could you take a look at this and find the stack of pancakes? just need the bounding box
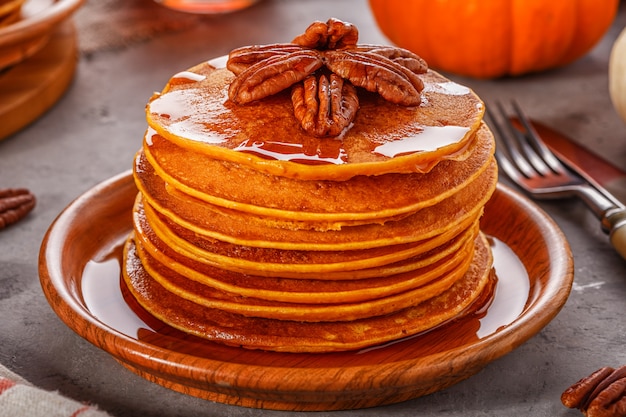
[123,54,498,352]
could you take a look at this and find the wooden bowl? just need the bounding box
[0,20,77,140]
[0,0,84,70]
[39,172,574,411]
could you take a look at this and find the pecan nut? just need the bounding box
[292,73,359,137]
[561,365,626,417]
[323,49,424,106]
[227,43,305,75]
[226,18,428,137]
[0,188,36,230]
[292,17,358,49]
[228,50,324,104]
[357,45,429,74]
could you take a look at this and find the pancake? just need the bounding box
[146,64,485,181]
[122,232,495,352]
[137,197,480,278]
[134,150,496,251]
[122,18,499,353]
[131,236,475,322]
[133,197,480,304]
[142,122,494,228]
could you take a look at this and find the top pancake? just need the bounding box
[145,58,485,180]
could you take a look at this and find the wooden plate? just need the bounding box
[0,0,84,70]
[39,172,574,411]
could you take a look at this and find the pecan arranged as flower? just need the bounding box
[227,18,428,137]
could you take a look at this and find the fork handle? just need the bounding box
[604,208,626,260]
[575,186,626,260]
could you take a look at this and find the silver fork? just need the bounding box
[487,100,626,260]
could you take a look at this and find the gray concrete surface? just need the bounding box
[1,1,625,416]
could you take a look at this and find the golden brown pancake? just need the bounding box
[146,63,485,181]
[138,197,483,282]
[133,237,474,322]
[122,233,495,352]
[137,197,480,278]
[134,150,496,251]
[132,197,480,305]
[142,123,494,227]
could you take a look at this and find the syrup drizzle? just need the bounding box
[372,125,471,158]
[169,71,207,85]
[422,81,472,96]
[233,138,349,165]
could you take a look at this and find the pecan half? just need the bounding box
[226,18,428,137]
[0,188,36,230]
[323,50,424,106]
[356,45,429,74]
[293,18,358,49]
[227,43,304,75]
[561,365,626,417]
[228,50,323,104]
[292,73,359,137]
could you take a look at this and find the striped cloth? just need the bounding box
[0,364,113,417]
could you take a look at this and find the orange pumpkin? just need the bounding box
[368,0,619,78]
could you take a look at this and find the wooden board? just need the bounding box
[0,20,77,140]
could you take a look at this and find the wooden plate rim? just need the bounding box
[38,171,574,406]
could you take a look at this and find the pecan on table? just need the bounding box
[226,18,427,137]
[0,188,36,230]
[561,365,626,417]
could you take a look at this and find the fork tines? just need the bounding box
[488,101,567,179]
[486,101,591,198]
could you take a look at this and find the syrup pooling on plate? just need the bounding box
[479,237,529,336]
[80,237,529,358]
[81,248,156,337]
